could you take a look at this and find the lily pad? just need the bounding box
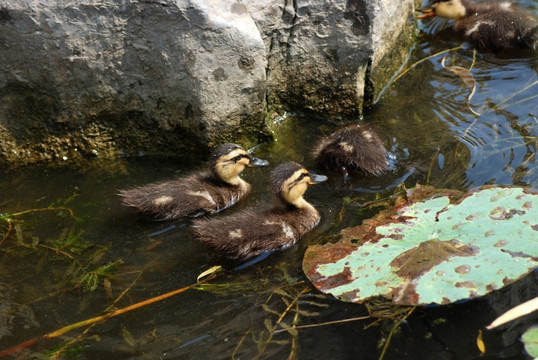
[522,325,538,358]
[303,185,538,305]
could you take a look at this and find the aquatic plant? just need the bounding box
[0,192,126,356]
[303,185,538,306]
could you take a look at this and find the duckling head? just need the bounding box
[271,161,327,208]
[418,0,466,20]
[210,143,269,185]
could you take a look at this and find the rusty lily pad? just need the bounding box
[303,186,538,306]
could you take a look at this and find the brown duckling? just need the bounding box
[193,161,327,260]
[119,143,268,220]
[312,124,389,180]
[418,0,538,50]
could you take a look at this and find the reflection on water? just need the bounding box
[425,56,537,187]
[1,7,537,359]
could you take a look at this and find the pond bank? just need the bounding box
[0,0,417,167]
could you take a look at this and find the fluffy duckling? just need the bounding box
[119,143,268,220]
[312,124,389,180]
[193,161,327,260]
[418,0,538,50]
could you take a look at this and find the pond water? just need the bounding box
[1,3,537,359]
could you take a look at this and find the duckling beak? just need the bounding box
[308,173,328,185]
[417,8,436,19]
[247,156,269,168]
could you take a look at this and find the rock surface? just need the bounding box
[0,0,416,166]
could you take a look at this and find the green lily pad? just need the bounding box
[522,325,538,358]
[303,185,538,305]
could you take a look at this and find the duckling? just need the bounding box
[312,124,389,181]
[418,0,538,50]
[193,161,327,260]
[119,143,268,220]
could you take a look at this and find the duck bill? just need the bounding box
[417,9,435,19]
[247,157,269,167]
[308,173,328,185]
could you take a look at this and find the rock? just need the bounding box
[250,0,416,118]
[0,0,416,167]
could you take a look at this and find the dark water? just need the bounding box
[1,3,538,359]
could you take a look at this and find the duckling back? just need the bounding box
[419,0,538,50]
[119,172,250,220]
[193,205,320,259]
[456,4,538,50]
[312,124,388,176]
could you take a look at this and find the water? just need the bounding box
[1,5,537,359]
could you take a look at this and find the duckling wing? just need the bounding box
[193,208,320,260]
[119,173,246,220]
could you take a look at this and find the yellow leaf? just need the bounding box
[197,266,223,282]
[476,329,486,354]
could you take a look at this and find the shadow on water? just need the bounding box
[1,6,538,360]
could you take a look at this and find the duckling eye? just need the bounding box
[297,173,308,181]
[231,154,247,162]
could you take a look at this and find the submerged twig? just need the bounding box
[495,80,538,110]
[52,259,157,358]
[426,148,440,185]
[0,273,218,358]
[288,298,301,359]
[10,206,76,219]
[232,329,253,360]
[470,48,477,70]
[388,45,462,86]
[453,115,480,156]
[273,315,371,334]
[378,306,416,360]
[253,286,310,360]
[441,56,480,116]
[496,93,538,112]
[38,244,86,270]
[0,221,12,246]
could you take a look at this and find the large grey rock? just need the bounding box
[0,0,268,165]
[0,0,416,166]
[249,0,415,118]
